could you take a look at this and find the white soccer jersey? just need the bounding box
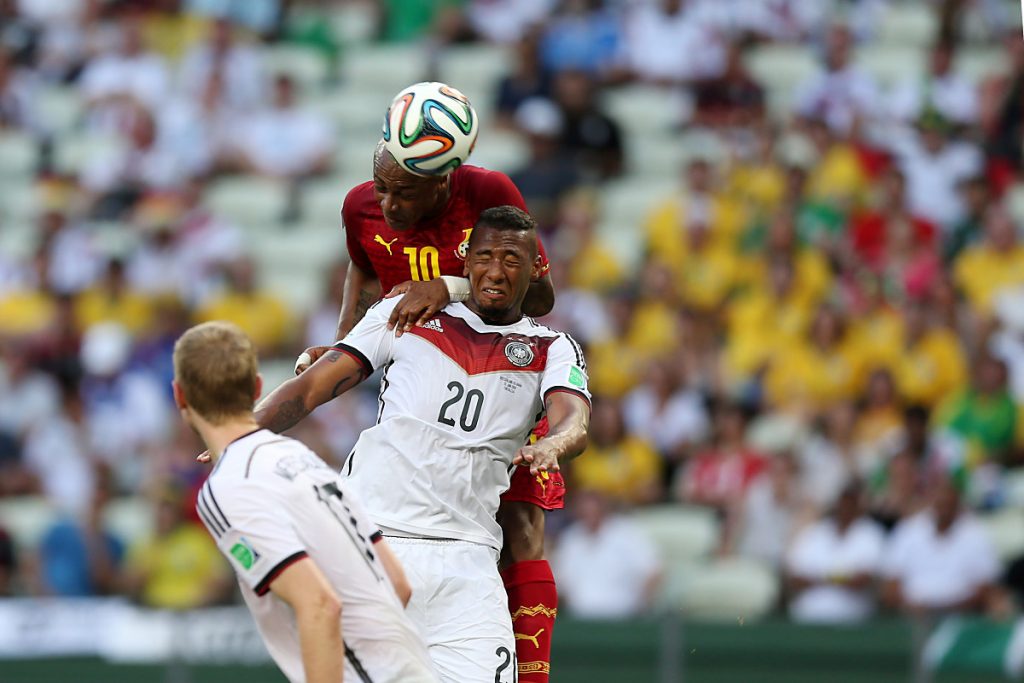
[197,429,437,683]
[335,299,591,550]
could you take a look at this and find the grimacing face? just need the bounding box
[372,150,449,231]
[462,226,539,323]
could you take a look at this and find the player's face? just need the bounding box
[464,228,539,323]
[372,157,448,231]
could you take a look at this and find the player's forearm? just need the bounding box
[543,411,590,464]
[257,352,368,433]
[521,276,555,317]
[295,597,345,683]
[337,266,381,339]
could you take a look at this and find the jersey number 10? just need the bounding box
[404,246,440,281]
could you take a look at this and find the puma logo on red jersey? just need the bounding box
[374,234,398,255]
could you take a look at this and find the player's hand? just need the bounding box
[294,345,332,375]
[196,449,211,464]
[513,444,560,477]
[385,279,449,337]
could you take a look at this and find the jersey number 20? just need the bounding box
[437,381,484,431]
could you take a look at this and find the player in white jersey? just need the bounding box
[251,205,592,683]
[172,321,438,683]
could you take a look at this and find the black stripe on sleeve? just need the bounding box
[196,499,223,538]
[561,332,586,370]
[543,386,592,409]
[332,343,374,375]
[254,551,309,596]
[369,530,383,544]
[203,483,231,530]
[344,641,374,683]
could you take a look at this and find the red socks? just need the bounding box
[502,559,558,682]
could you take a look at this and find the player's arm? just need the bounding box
[372,535,412,607]
[513,391,591,476]
[522,272,555,317]
[258,348,370,434]
[268,557,345,683]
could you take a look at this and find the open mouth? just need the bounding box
[480,287,506,299]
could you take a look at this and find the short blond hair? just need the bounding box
[173,321,259,424]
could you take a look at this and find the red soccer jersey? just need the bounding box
[341,165,551,292]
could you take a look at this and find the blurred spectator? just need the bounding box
[551,69,624,180]
[692,41,765,130]
[168,180,244,305]
[495,30,553,128]
[944,175,989,263]
[122,485,230,610]
[887,111,983,233]
[615,0,726,85]
[32,468,124,596]
[75,259,156,336]
[934,353,1017,467]
[22,378,97,515]
[982,34,1024,172]
[675,401,767,513]
[194,257,293,355]
[786,482,885,624]
[81,106,196,218]
[78,15,170,133]
[886,299,967,409]
[37,210,104,296]
[723,452,812,566]
[177,17,265,110]
[465,0,554,45]
[954,207,1024,316]
[183,0,283,37]
[881,473,1001,615]
[853,368,905,459]
[229,73,334,182]
[0,525,14,595]
[552,489,662,619]
[796,23,879,135]
[0,46,39,133]
[570,397,662,505]
[158,69,237,180]
[539,0,619,77]
[890,41,978,126]
[623,358,709,481]
[797,403,867,511]
[509,97,580,232]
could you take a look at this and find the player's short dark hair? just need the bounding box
[173,321,259,424]
[471,206,538,257]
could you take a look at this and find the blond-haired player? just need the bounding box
[173,321,438,683]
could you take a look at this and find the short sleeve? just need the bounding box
[541,333,591,406]
[197,482,307,596]
[334,298,398,372]
[342,195,374,275]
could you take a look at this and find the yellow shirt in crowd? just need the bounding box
[76,289,156,335]
[954,244,1024,314]
[571,436,662,504]
[127,523,228,610]
[195,291,292,351]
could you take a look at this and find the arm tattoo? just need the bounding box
[353,288,375,326]
[259,395,310,434]
[330,368,368,398]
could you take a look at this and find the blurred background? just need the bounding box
[1,0,1024,681]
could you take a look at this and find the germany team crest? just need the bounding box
[504,340,534,367]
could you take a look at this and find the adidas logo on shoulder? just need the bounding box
[422,318,444,333]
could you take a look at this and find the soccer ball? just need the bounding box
[382,81,479,177]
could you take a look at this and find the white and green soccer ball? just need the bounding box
[382,81,479,177]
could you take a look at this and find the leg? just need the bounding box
[498,467,565,683]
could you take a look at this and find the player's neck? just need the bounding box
[194,413,262,462]
[463,300,523,326]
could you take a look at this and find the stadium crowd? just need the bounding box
[2,0,1024,630]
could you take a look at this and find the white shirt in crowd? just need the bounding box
[177,42,266,110]
[619,2,726,82]
[623,385,709,456]
[796,65,880,134]
[889,133,983,230]
[881,511,1000,609]
[786,517,885,623]
[232,105,334,177]
[553,514,661,619]
[199,429,437,683]
[889,73,979,125]
[78,49,170,123]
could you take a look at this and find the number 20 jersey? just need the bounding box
[335,298,590,551]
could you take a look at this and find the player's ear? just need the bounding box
[463,260,469,277]
[172,381,187,411]
[531,254,543,281]
[254,374,264,402]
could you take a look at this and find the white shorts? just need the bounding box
[387,536,516,683]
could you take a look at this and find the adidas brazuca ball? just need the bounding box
[382,81,479,177]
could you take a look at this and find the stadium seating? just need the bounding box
[876,3,941,46]
[341,44,428,95]
[676,557,779,622]
[631,505,720,566]
[264,44,331,90]
[0,133,37,179]
[0,496,57,550]
[205,176,293,232]
[978,507,1024,562]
